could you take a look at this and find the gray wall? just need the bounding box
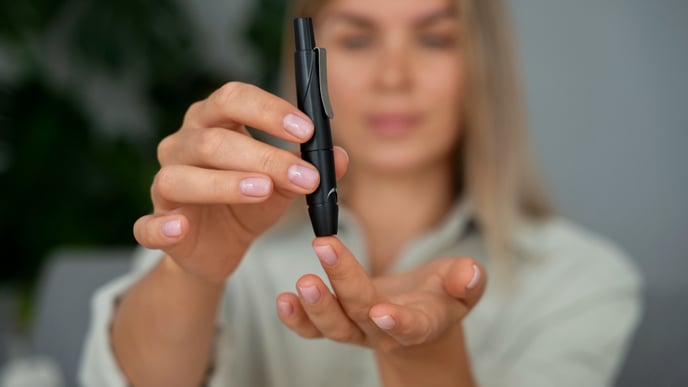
[509,0,688,289]
[509,1,688,385]
[2,0,684,384]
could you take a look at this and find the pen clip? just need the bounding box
[315,47,334,119]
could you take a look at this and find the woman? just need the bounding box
[80,0,642,386]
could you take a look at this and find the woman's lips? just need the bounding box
[368,113,421,137]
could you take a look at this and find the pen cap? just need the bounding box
[294,18,316,51]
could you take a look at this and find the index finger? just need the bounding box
[311,236,382,323]
[184,82,314,143]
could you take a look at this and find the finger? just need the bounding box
[333,146,349,181]
[151,165,274,208]
[368,302,447,347]
[294,274,365,344]
[442,258,487,310]
[311,237,380,324]
[161,128,320,194]
[133,214,188,250]
[276,293,322,339]
[185,82,314,143]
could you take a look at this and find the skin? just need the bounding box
[113,0,485,385]
[318,0,466,274]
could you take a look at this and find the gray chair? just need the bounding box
[0,291,17,368]
[29,248,133,387]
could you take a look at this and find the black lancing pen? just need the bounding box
[293,17,338,236]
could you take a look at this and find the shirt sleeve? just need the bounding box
[478,222,644,387]
[78,247,164,387]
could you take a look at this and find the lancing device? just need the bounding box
[293,17,338,236]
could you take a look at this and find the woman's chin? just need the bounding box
[352,152,444,177]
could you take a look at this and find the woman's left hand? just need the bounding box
[275,236,487,354]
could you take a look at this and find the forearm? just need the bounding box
[111,254,225,387]
[375,324,476,387]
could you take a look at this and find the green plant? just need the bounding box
[0,0,289,291]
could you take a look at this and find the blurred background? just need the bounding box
[0,0,686,386]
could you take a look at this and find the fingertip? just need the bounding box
[282,113,314,142]
[369,303,402,330]
[333,146,349,180]
[295,274,328,305]
[444,258,487,305]
[334,145,349,164]
[295,273,323,288]
[311,236,346,267]
[313,243,337,266]
[312,235,341,249]
[276,293,297,317]
[468,260,487,292]
[163,215,189,239]
[161,218,183,238]
[275,292,322,339]
[133,214,188,250]
[276,291,297,303]
[466,263,482,290]
[371,314,396,330]
[369,304,418,345]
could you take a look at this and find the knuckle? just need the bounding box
[349,309,372,324]
[339,303,369,324]
[296,329,321,339]
[255,93,277,124]
[209,172,231,202]
[327,329,359,343]
[213,81,248,108]
[182,101,204,126]
[132,218,147,244]
[196,128,225,164]
[153,166,177,200]
[326,271,350,283]
[324,264,356,283]
[157,134,176,165]
[257,147,281,173]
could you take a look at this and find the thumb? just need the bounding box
[442,258,487,310]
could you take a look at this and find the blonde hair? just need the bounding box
[282,0,553,269]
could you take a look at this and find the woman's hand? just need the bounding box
[276,236,486,353]
[132,82,349,283]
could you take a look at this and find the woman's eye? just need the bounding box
[419,34,456,49]
[340,35,372,50]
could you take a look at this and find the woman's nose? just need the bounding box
[373,43,413,93]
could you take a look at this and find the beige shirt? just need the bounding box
[79,203,642,387]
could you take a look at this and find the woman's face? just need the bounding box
[317,0,465,175]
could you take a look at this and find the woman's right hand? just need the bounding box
[133,82,349,284]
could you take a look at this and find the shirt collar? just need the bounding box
[338,198,475,274]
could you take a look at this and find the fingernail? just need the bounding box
[467,264,481,290]
[288,165,319,189]
[372,315,396,330]
[277,300,293,316]
[314,244,337,266]
[240,177,271,197]
[298,285,320,304]
[283,113,313,140]
[162,219,182,237]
